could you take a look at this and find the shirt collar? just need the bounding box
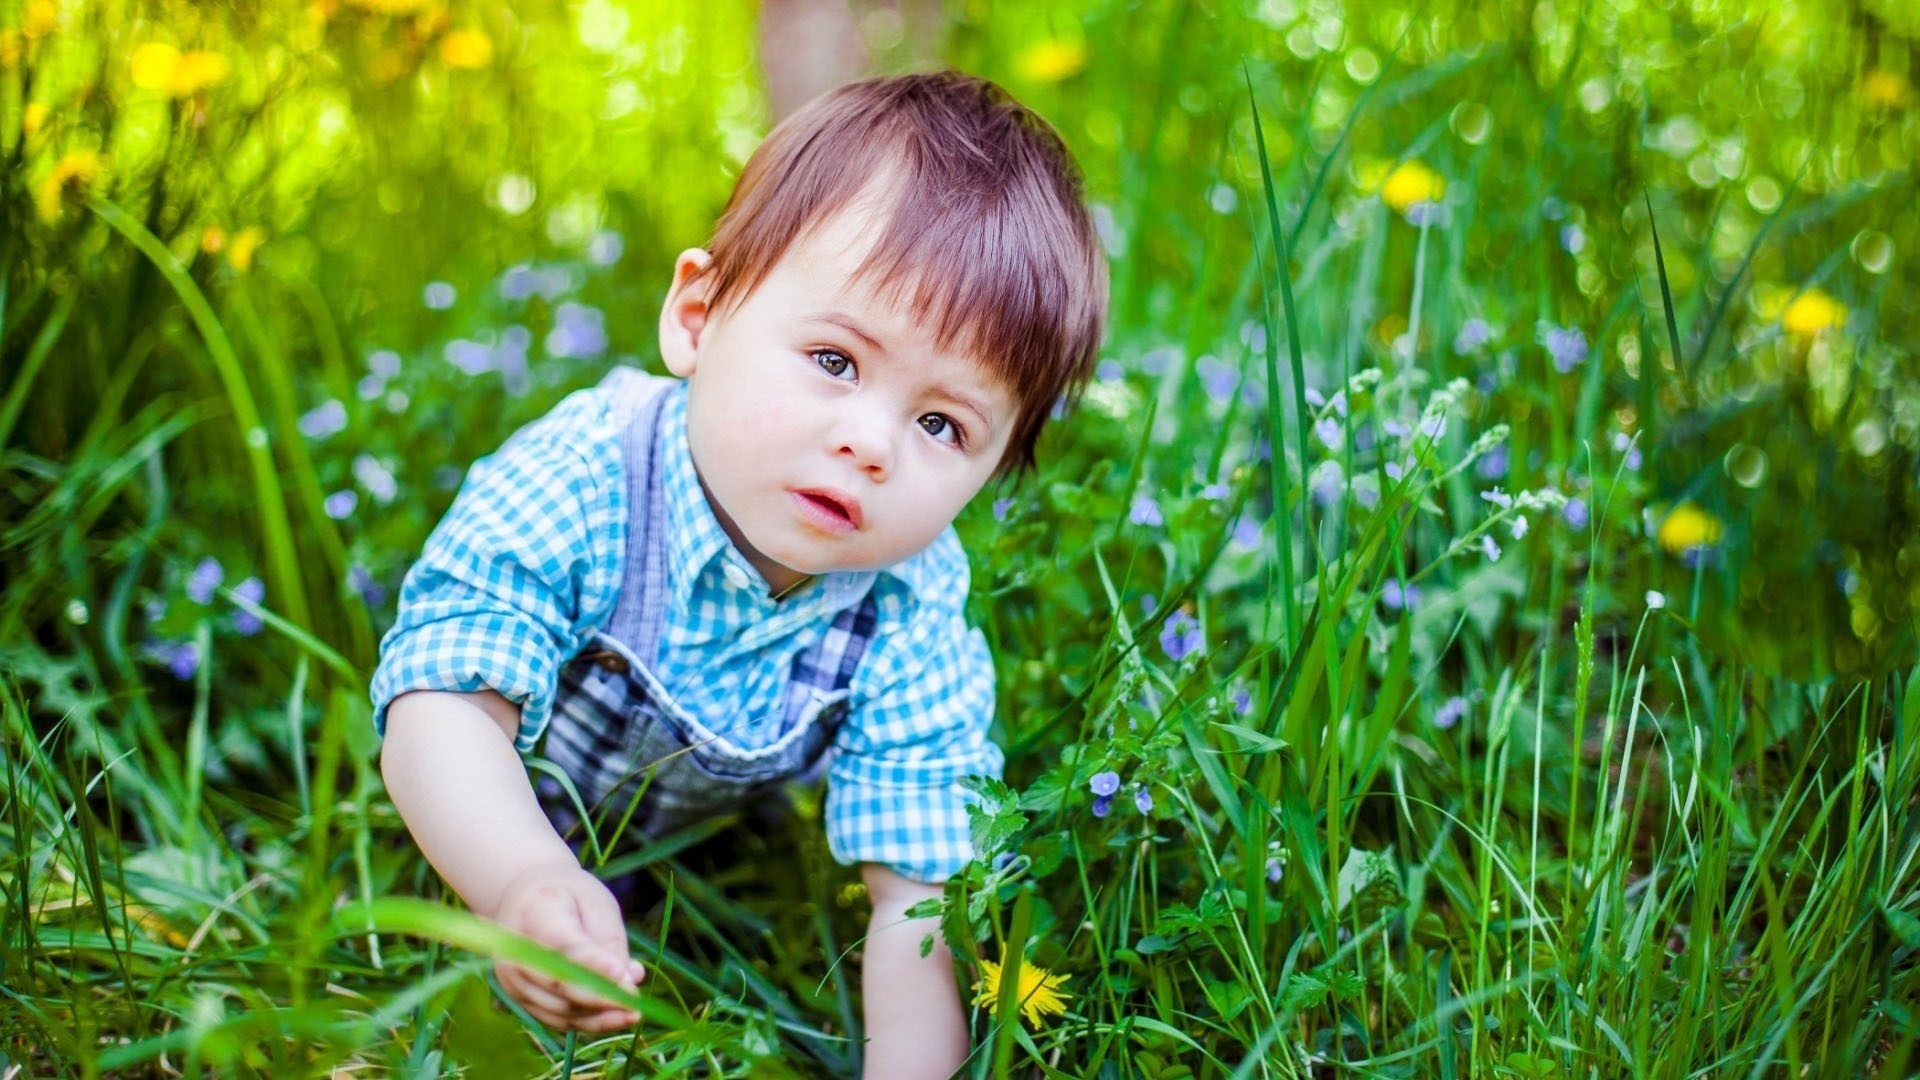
[656,381,939,609]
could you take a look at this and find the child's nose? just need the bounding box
[833,408,897,478]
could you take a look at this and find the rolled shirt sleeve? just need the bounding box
[825,561,1003,884]
[369,388,625,751]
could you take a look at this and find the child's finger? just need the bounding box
[570,879,638,974]
[498,963,583,1024]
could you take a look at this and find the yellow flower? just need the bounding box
[130,43,231,97]
[342,0,436,13]
[439,28,493,70]
[1862,69,1911,109]
[22,0,57,39]
[1,29,21,66]
[22,101,48,138]
[1015,39,1085,84]
[971,957,1071,1029]
[227,226,267,272]
[1781,287,1846,340]
[201,226,228,254]
[1378,160,1446,213]
[35,148,104,222]
[1655,502,1723,555]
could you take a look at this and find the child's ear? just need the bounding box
[659,248,715,378]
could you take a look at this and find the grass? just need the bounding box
[5,0,1920,1076]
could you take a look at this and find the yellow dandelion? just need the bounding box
[342,0,437,14]
[130,43,230,97]
[35,148,105,222]
[1862,69,1911,109]
[438,28,493,70]
[1781,287,1846,340]
[22,0,57,40]
[1655,502,1723,555]
[972,957,1071,1029]
[1015,39,1086,84]
[227,226,267,272]
[1379,159,1446,214]
[22,101,48,138]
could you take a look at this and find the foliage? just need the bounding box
[4,0,1920,1076]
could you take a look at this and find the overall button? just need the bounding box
[722,562,753,590]
[579,648,629,675]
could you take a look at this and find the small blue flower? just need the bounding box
[1563,497,1590,530]
[297,400,348,440]
[1160,610,1203,662]
[1476,445,1510,480]
[1129,494,1163,527]
[1314,416,1343,449]
[1540,324,1589,373]
[1560,224,1585,254]
[1453,318,1492,355]
[353,454,399,505]
[1091,794,1115,818]
[445,339,495,375]
[1434,695,1469,729]
[1090,770,1121,797]
[498,263,537,301]
[588,230,625,266]
[422,281,457,310]
[323,490,358,520]
[1480,487,1513,509]
[547,301,608,359]
[232,577,265,636]
[1231,686,1254,715]
[187,557,224,605]
[1200,482,1229,501]
[1096,359,1125,383]
[368,350,402,378]
[1478,534,1502,561]
[166,640,200,681]
[1266,858,1286,883]
[348,565,388,608]
[1140,346,1178,376]
[993,496,1015,522]
[1196,355,1239,402]
[1134,787,1154,814]
[1382,579,1418,612]
[1231,516,1262,549]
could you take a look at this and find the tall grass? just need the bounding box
[5,0,1920,1076]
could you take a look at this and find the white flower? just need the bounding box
[1646,590,1667,610]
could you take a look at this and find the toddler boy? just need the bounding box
[372,71,1106,1076]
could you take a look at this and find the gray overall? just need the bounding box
[537,371,880,857]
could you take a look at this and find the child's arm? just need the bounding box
[859,863,968,1078]
[382,687,644,1032]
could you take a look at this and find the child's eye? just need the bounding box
[813,350,856,380]
[918,413,964,447]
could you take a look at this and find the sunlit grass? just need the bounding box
[5,0,1920,1076]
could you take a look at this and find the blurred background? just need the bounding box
[4,0,1918,1074]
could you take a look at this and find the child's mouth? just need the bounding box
[792,488,862,532]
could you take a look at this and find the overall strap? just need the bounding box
[601,370,677,665]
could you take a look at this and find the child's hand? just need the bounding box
[491,864,646,1032]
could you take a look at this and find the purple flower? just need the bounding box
[1231,516,1262,549]
[1092,794,1115,818]
[297,400,348,440]
[422,281,457,310]
[1090,771,1121,797]
[445,339,495,375]
[1096,359,1125,384]
[1129,494,1163,527]
[1453,318,1492,355]
[187,557,224,605]
[1309,464,1344,507]
[1382,579,1418,612]
[1541,325,1589,373]
[1478,534,1502,561]
[348,565,388,608]
[1160,610,1203,662]
[1563,497,1590,530]
[1196,355,1239,402]
[368,349,402,379]
[1266,858,1286,883]
[1134,787,1154,814]
[357,374,386,401]
[992,497,1015,522]
[498,263,537,301]
[1480,487,1514,510]
[1314,416,1343,448]
[1140,346,1177,375]
[1476,445,1510,480]
[232,577,265,636]
[1231,686,1254,715]
[166,641,200,681]
[1405,201,1443,227]
[323,490,358,520]
[1383,419,1410,439]
[1200,482,1229,501]
[1239,321,1267,353]
[1384,460,1406,482]
[547,302,608,360]
[588,230,625,266]
[1418,415,1447,441]
[1434,696,1468,729]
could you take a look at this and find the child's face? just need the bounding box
[659,196,1015,595]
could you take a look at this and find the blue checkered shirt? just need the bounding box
[371,377,1002,882]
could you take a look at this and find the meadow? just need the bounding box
[3,0,1919,1075]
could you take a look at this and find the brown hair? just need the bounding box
[701,71,1108,477]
